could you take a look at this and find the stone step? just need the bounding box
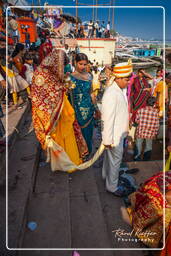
[19,165,113,251]
[20,164,72,249]
[69,169,113,251]
[7,109,40,249]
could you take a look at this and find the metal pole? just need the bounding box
[76,0,78,21]
[92,0,95,22]
[108,0,111,22]
[112,0,114,30]
[95,0,98,21]
[76,0,78,32]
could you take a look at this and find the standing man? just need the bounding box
[24,29,31,49]
[101,21,105,38]
[94,21,99,38]
[101,60,133,196]
[106,21,110,38]
[87,20,93,38]
[64,44,70,56]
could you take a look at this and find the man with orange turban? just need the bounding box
[101,59,133,197]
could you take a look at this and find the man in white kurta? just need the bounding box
[101,60,133,196]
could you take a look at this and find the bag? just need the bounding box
[118,172,137,196]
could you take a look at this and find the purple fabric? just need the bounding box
[54,18,62,28]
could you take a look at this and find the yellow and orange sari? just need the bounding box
[31,49,88,170]
[154,80,168,117]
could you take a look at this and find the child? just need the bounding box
[134,96,160,161]
[92,67,100,101]
[20,53,34,85]
[0,48,30,108]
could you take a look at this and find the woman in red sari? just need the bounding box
[31,48,88,172]
[38,38,53,63]
[127,171,171,249]
[130,69,153,123]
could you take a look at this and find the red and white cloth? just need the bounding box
[135,106,159,139]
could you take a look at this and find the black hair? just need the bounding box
[0,38,6,42]
[166,72,171,80]
[12,43,25,58]
[0,48,6,59]
[29,45,36,52]
[40,37,46,44]
[137,68,144,73]
[167,52,171,63]
[64,54,70,66]
[94,66,98,73]
[75,53,88,63]
[24,52,33,61]
[146,96,156,107]
[156,67,163,73]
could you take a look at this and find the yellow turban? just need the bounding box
[113,59,133,78]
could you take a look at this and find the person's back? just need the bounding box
[107,22,110,31]
[135,105,159,139]
[88,20,93,29]
[134,96,159,161]
[131,69,151,123]
[25,32,30,41]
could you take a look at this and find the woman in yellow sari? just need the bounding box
[0,48,29,108]
[153,69,168,117]
[31,48,88,171]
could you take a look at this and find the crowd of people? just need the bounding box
[1,6,113,41]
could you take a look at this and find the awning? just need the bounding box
[60,13,82,24]
[7,0,31,11]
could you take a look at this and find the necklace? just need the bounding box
[73,71,90,81]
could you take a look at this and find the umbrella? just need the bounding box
[60,13,82,24]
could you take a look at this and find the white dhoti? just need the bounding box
[102,140,124,193]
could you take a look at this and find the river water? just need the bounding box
[139,64,171,77]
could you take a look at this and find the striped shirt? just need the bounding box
[135,106,160,139]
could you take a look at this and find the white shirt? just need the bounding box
[88,22,93,30]
[98,66,104,72]
[24,63,33,85]
[107,23,110,31]
[101,81,129,146]
[95,22,99,29]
